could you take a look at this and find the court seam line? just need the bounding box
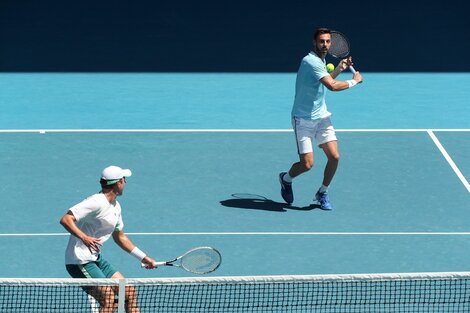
[427,130,470,192]
[3,232,470,236]
[0,128,469,133]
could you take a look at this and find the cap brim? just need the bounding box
[122,169,132,177]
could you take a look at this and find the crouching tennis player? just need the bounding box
[60,165,156,313]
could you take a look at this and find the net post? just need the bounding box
[117,279,126,313]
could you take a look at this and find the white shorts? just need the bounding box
[292,117,337,154]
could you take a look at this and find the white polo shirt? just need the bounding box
[65,193,124,264]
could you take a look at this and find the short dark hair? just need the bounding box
[314,28,331,40]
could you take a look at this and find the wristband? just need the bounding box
[347,80,357,88]
[130,247,147,261]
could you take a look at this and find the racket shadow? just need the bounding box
[220,193,322,212]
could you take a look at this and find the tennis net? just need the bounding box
[1,272,470,312]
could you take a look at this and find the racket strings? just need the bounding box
[181,248,222,274]
[329,33,350,58]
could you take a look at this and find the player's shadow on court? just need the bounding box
[220,193,322,212]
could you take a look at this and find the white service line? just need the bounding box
[427,130,470,192]
[129,232,470,236]
[0,128,469,133]
[3,232,470,237]
[2,128,468,192]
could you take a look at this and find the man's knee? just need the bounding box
[300,158,314,170]
[329,152,340,163]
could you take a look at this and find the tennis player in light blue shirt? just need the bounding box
[279,27,362,210]
[291,51,331,120]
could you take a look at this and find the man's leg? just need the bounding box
[66,263,118,313]
[315,140,339,210]
[111,272,140,313]
[280,152,314,204]
[280,118,316,204]
[86,286,117,313]
[289,152,314,178]
[320,140,339,187]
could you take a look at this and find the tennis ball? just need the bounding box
[326,63,335,73]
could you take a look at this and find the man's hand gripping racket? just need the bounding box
[142,246,222,274]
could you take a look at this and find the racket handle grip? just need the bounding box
[141,261,167,268]
[349,66,363,83]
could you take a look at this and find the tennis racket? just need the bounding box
[328,30,359,74]
[143,246,222,274]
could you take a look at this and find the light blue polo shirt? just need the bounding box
[291,52,331,120]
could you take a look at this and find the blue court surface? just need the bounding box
[0,73,469,278]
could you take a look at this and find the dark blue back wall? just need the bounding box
[1,0,469,72]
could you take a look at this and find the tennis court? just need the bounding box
[0,73,469,281]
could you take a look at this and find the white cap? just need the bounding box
[101,166,132,185]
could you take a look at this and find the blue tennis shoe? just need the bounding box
[279,172,293,204]
[315,190,333,210]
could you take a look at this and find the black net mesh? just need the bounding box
[2,273,470,312]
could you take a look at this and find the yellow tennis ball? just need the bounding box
[326,63,335,73]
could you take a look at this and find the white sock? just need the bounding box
[319,184,328,193]
[282,172,293,183]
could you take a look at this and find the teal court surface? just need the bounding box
[0,73,468,279]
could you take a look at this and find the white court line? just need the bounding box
[0,128,469,133]
[3,232,470,236]
[0,129,293,133]
[129,232,470,236]
[1,128,468,190]
[427,130,470,192]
